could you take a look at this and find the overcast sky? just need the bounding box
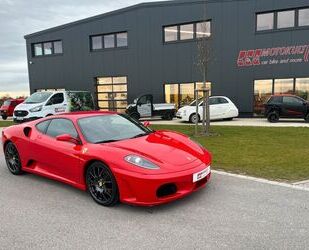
[0,0,163,97]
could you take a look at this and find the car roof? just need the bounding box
[271,94,296,97]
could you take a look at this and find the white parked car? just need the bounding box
[176,96,239,123]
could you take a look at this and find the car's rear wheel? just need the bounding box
[305,113,309,123]
[2,115,7,120]
[189,113,200,124]
[86,162,119,206]
[4,142,23,175]
[267,111,279,123]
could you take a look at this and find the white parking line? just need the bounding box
[212,170,309,192]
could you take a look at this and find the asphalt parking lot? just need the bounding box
[0,153,308,249]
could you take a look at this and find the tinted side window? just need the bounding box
[36,120,51,134]
[283,97,304,105]
[268,96,282,104]
[46,93,64,105]
[209,98,220,105]
[46,119,78,138]
[218,98,228,104]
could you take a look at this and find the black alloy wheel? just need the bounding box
[4,142,23,175]
[267,111,279,123]
[86,162,119,206]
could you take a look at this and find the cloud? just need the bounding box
[0,0,162,95]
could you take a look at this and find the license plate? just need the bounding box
[193,166,211,182]
[16,117,23,121]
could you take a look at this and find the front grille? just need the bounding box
[14,110,28,117]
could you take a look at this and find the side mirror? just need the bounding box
[56,134,80,145]
[143,121,150,127]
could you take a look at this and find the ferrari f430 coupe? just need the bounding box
[2,112,211,206]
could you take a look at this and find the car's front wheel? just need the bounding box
[305,113,309,123]
[4,142,23,175]
[189,113,200,123]
[267,111,279,123]
[2,115,7,120]
[86,162,119,206]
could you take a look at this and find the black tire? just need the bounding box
[305,113,309,123]
[224,117,233,121]
[267,111,279,123]
[4,142,23,175]
[162,112,174,120]
[130,113,140,121]
[86,162,119,207]
[2,115,7,120]
[46,114,53,117]
[189,113,200,124]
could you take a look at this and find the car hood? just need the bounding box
[15,103,43,111]
[105,130,210,172]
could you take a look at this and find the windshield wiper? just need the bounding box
[130,133,149,139]
[94,139,119,144]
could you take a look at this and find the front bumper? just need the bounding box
[13,116,42,123]
[114,163,211,206]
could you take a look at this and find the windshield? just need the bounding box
[78,114,153,143]
[25,92,52,104]
[190,98,203,106]
[3,100,11,106]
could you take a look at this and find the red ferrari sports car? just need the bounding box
[2,112,211,206]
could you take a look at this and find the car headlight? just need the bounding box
[124,155,160,170]
[29,105,43,112]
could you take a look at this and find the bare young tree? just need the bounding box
[195,5,211,136]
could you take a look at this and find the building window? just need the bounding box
[43,42,52,55]
[274,78,294,94]
[96,76,127,112]
[32,40,63,57]
[295,78,309,100]
[91,36,103,50]
[196,21,211,38]
[116,32,128,47]
[299,8,309,26]
[164,21,211,43]
[256,12,274,31]
[53,41,63,54]
[277,10,295,29]
[91,32,127,51]
[253,79,273,116]
[104,34,115,49]
[164,26,178,42]
[180,24,194,40]
[33,43,43,56]
[164,82,212,108]
[253,77,309,116]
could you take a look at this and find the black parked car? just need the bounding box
[265,95,309,123]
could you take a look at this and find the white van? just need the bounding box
[13,91,95,123]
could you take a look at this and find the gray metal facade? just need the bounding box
[25,0,309,115]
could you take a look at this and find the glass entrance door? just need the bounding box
[96,76,127,112]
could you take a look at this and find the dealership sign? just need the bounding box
[237,45,309,67]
